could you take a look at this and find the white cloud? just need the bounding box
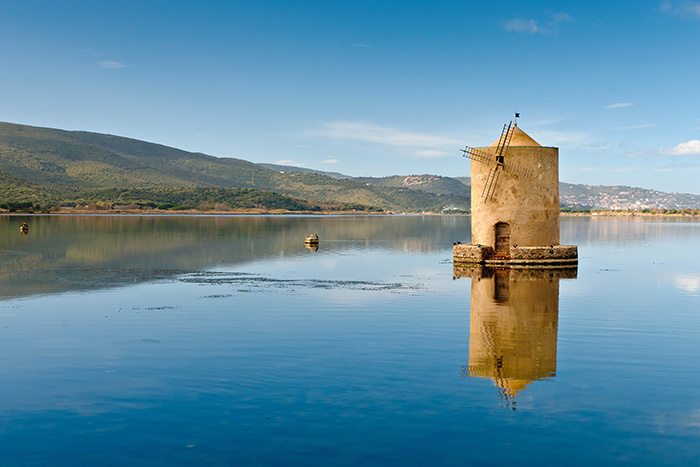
[660,2,700,19]
[609,166,639,173]
[579,168,597,172]
[551,12,573,22]
[274,160,303,166]
[504,18,540,33]
[532,130,587,145]
[605,102,634,109]
[503,12,572,34]
[321,121,460,147]
[661,140,700,155]
[612,124,655,130]
[674,273,700,293]
[529,118,562,126]
[415,150,449,158]
[323,158,338,164]
[99,61,125,69]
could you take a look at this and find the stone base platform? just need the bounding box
[453,244,578,266]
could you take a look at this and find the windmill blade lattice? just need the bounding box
[460,146,494,165]
[494,122,513,162]
[481,166,501,202]
[460,120,534,202]
[502,160,534,180]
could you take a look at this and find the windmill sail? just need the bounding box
[461,146,494,165]
[502,160,534,180]
[481,166,501,202]
[461,120,533,202]
[494,122,513,163]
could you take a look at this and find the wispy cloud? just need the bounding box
[660,139,700,155]
[612,123,655,130]
[529,118,562,126]
[323,158,338,164]
[551,12,573,23]
[503,11,572,34]
[274,160,303,166]
[609,166,640,173]
[660,1,700,19]
[605,102,634,109]
[532,130,588,145]
[415,150,449,158]
[321,121,460,148]
[353,43,371,48]
[99,60,125,69]
[504,18,540,33]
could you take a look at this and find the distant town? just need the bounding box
[559,183,700,211]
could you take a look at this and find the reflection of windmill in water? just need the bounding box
[454,116,577,265]
[458,266,577,409]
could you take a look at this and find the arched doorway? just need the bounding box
[494,222,510,254]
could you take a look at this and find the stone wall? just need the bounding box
[471,146,560,247]
[453,243,578,266]
[453,244,493,263]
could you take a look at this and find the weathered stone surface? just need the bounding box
[453,243,578,266]
[453,244,492,263]
[471,145,560,248]
[508,245,578,262]
[455,125,578,268]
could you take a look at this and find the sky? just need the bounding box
[1,0,700,193]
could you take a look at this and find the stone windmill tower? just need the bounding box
[454,120,577,265]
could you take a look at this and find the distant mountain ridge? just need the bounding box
[1,121,698,212]
[263,164,700,210]
[259,163,349,180]
[0,122,465,212]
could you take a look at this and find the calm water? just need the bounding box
[1,214,699,465]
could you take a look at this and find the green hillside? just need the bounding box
[0,122,468,212]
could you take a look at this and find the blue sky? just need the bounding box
[2,1,699,193]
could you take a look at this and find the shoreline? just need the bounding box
[1,209,699,218]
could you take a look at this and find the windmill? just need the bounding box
[460,121,534,202]
[453,120,578,267]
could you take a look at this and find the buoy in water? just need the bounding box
[305,233,319,244]
[19,222,29,233]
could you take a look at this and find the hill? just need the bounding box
[2,121,697,213]
[0,122,467,212]
[266,165,700,210]
[559,182,700,210]
[352,175,468,197]
[259,163,349,180]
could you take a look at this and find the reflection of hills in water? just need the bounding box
[457,266,577,409]
[0,215,465,299]
[561,215,700,245]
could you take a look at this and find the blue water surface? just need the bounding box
[0,215,699,465]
